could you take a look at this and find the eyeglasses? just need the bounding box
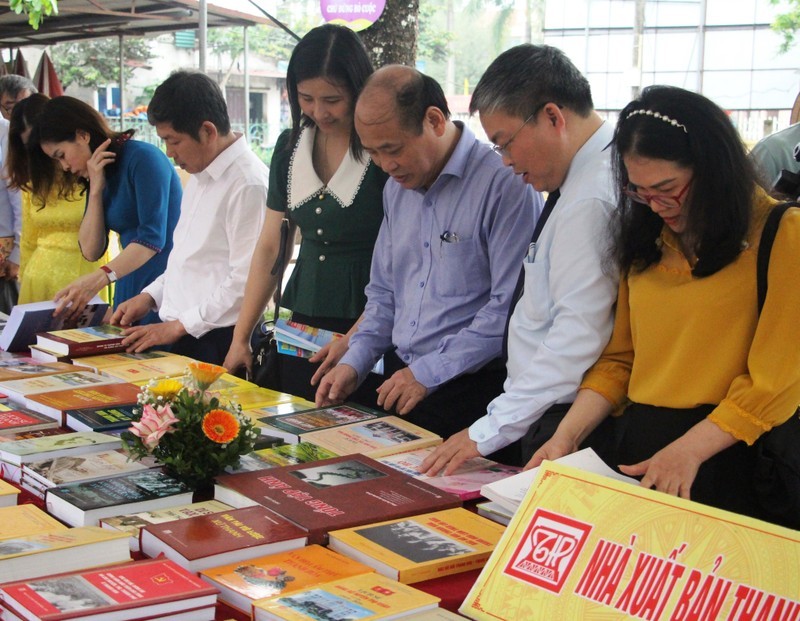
[623,179,692,209]
[491,113,534,157]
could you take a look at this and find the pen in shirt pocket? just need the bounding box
[526,242,537,263]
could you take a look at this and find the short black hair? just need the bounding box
[470,44,593,118]
[147,70,230,139]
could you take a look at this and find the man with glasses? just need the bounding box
[316,65,539,449]
[0,76,35,312]
[422,44,620,474]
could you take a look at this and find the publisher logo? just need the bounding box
[504,508,591,593]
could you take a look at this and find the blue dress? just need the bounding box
[101,139,181,323]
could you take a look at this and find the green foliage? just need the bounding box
[771,0,800,52]
[51,37,155,89]
[9,0,58,30]
[418,2,453,63]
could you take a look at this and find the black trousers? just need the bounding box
[613,403,761,519]
[171,325,234,366]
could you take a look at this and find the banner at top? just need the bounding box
[320,1,386,31]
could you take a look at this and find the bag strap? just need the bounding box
[757,201,799,315]
[267,216,291,325]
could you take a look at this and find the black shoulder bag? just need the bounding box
[250,215,291,390]
[752,201,800,530]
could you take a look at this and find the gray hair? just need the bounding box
[0,75,37,98]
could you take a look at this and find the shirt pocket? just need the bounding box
[433,238,484,298]
[520,259,551,321]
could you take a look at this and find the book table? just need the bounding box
[9,481,479,620]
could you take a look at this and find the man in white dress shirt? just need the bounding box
[111,71,268,365]
[422,44,619,474]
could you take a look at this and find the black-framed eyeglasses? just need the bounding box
[623,179,692,209]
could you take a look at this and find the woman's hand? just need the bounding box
[53,270,109,322]
[224,338,253,378]
[86,138,115,191]
[524,433,579,470]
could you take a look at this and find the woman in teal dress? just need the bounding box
[26,96,181,324]
[225,24,386,401]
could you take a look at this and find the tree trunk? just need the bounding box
[360,0,419,68]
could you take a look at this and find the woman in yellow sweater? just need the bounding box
[528,85,800,518]
[6,94,108,304]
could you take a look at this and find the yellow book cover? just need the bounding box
[0,526,131,582]
[44,324,123,344]
[200,544,374,614]
[222,386,298,411]
[252,572,440,621]
[301,416,441,459]
[99,357,191,383]
[0,478,20,507]
[460,461,800,621]
[0,503,68,539]
[328,508,505,584]
[72,351,184,371]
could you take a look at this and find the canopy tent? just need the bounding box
[0,0,274,131]
[33,51,63,97]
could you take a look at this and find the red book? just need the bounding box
[0,407,60,434]
[140,505,308,573]
[0,557,218,620]
[25,382,141,425]
[214,454,462,546]
[35,325,126,357]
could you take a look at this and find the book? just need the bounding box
[274,319,342,358]
[378,447,522,501]
[474,501,513,526]
[69,350,182,372]
[0,426,72,443]
[252,572,440,621]
[0,406,60,434]
[329,508,504,584]
[0,477,20,507]
[99,499,232,552]
[0,526,131,583]
[25,382,141,425]
[27,345,71,364]
[199,544,374,614]
[480,447,638,513]
[214,454,462,546]
[257,403,387,444]
[45,468,194,527]
[140,505,308,573]
[0,371,123,406]
[301,416,442,459]
[93,356,191,384]
[0,504,68,539]
[230,442,340,474]
[35,324,126,357]
[0,557,218,621]
[0,361,77,382]
[65,404,139,433]
[21,449,156,494]
[0,297,108,353]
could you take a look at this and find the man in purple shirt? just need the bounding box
[316,66,539,445]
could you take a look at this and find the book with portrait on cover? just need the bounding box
[328,508,505,584]
[140,505,308,573]
[45,468,194,527]
[214,454,462,546]
[199,544,374,615]
[0,557,218,621]
[252,572,440,621]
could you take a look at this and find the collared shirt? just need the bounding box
[470,121,619,455]
[341,122,539,389]
[0,119,21,264]
[144,134,268,338]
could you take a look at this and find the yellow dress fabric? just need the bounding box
[581,189,800,445]
[18,190,110,304]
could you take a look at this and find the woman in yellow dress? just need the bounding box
[6,94,109,304]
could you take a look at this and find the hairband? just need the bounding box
[625,109,688,134]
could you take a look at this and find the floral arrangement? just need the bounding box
[121,362,258,489]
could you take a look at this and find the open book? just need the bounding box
[480,448,638,513]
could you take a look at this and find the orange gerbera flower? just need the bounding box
[189,361,227,390]
[202,409,240,444]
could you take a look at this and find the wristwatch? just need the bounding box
[99,265,118,283]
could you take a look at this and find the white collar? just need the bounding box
[287,126,369,210]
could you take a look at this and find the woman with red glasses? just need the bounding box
[528,85,800,521]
